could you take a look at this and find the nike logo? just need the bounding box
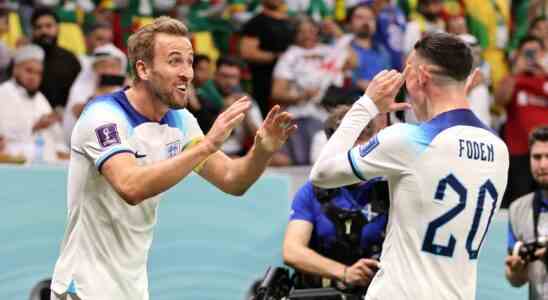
[135,152,147,158]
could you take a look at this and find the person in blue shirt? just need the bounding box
[283,105,388,291]
[347,4,391,91]
[369,0,407,71]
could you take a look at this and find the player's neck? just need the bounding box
[425,87,470,121]
[124,84,169,122]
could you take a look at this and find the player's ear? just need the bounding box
[135,60,149,81]
[417,65,431,87]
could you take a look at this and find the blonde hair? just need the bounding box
[127,16,189,81]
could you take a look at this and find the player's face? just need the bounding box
[404,51,428,121]
[531,141,548,188]
[147,33,193,109]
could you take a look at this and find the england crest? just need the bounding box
[166,140,182,158]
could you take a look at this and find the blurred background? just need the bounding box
[0,0,546,299]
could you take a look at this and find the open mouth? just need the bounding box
[176,85,187,93]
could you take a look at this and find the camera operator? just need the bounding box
[506,126,548,299]
[495,35,548,207]
[282,105,388,296]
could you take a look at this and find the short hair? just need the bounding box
[83,20,111,36]
[517,35,544,51]
[216,56,243,70]
[347,4,374,22]
[529,16,547,32]
[324,105,351,138]
[127,16,189,81]
[414,32,473,82]
[31,7,59,27]
[193,54,210,69]
[529,126,548,149]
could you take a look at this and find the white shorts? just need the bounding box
[50,291,82,300]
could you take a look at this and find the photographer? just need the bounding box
[282,105,388,296]
[506,126,548,299]
[495,35,548,207]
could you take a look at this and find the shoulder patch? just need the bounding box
[359,135,380,157]
[95,123,121,148]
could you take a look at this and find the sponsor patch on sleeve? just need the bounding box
[95,123,121,148]
[359,135,380,157]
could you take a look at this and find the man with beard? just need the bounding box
[31,7,81,110]
[348,4,391,91]
[240,0,293,117]
[50,17,296,300]
[506,126,548,300]
[0,44,67,163]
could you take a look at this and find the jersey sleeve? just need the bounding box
[347,123,417,181]
[289,182,316,223]
[71,100,135,172]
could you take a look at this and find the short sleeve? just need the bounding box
[71,100,135,172]
[289,182,316,223]
[241,16,261,37]
[273,47,296,80]
[180,109,205,145]
[347,123,417,181]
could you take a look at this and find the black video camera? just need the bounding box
[512,237,548,264]
[254,266,292,300]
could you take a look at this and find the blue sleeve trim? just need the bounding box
[95,146,134,172]
[347,150,367,181]
[507,221,517,251]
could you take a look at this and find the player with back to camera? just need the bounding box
[50,16,296,300]
[310,32,510,299]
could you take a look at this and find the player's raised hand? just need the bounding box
[255,105,297,154]
[365,67,411,114]
[344,258,379,287]
[204,96,251,150]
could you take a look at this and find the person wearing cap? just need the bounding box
[0,44,68,163]
[63,43,127,144]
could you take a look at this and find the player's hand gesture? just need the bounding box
[255,105,297,154]
[204,96,251,151]
[344,258,379,287]
[365,67,411,114]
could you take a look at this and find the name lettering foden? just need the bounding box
[458,139,494,162]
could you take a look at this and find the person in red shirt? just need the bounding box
[495,35,548,207]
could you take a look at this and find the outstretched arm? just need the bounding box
[198,105,297,195]
[310,69,409,188]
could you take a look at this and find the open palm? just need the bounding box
[255,105,297,153]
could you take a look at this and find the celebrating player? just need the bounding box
[50,17,296,300]
[310,32,509,299]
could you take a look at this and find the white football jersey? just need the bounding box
[347,109,509,300]
[51,90,203,300]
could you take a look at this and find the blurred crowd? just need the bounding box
[0,0,546,206]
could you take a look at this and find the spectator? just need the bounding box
[63,43,127,145]
[283,105,388,292]
[506,126,548,299]
[403,0,445,54]
[458,33,493,127]
[193,54,212,89]
[528,16,548,49]
[272,15,353,165]
[31,7,81,109]
[348,4,391,91]
[194,56,262,155]
[240,0,293,117]
[0,8,12,82]
[369,0,407,71]
[495,36,548,207]
[0,44,67,163]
